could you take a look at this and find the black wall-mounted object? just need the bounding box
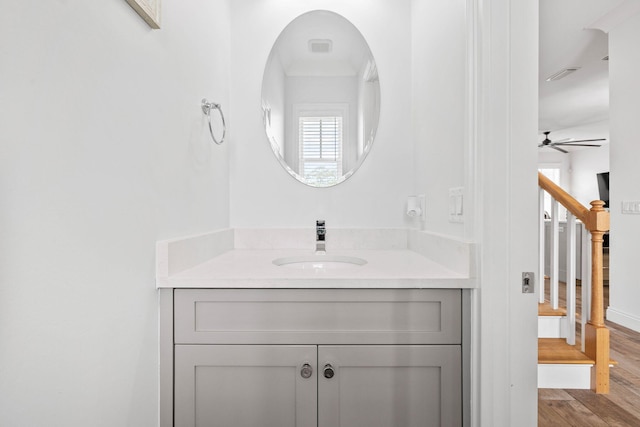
[596,172,609,208]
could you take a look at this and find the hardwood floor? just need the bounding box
[539,282,640,426]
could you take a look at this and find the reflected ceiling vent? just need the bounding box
[545,67,581,81]
[308,39,332,53]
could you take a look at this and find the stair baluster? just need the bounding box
[550,199,560,310]
[566,212,577,346]
[538,188,546,305]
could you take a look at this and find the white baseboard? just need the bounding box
[538,364,592,389]
[606,306,640,332]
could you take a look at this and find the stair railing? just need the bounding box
[538,172,611,393]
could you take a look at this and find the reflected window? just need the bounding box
[298,114,343,186]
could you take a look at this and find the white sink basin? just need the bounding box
[273,255,367,270]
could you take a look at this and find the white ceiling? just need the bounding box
[273,10,370,78]
[538,0,626,147]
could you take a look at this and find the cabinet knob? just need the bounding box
[323,363,335,379]
[300,363,313,379]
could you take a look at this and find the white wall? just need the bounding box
[411,0,467,238]
[607,11,640,331]
[570,145,610,208]
[229,0,413,228]
[0,1,230,425]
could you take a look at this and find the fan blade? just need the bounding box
[550,145,569,154]
[558,138,606,143]
[538,143,545,147]
[553,143,602,147]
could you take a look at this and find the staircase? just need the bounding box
[537,282,613,390]
[537,172,611,394]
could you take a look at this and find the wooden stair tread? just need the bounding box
[538,302,566,316]
[538,338,594,364]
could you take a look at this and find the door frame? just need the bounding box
[465,0,539,426]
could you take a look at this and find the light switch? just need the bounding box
[449,187,464,223]
[622,201,640,214]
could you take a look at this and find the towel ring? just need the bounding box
[201,99,226,145]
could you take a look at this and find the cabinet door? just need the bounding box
[175,345,317,427]
[318,345,461,427]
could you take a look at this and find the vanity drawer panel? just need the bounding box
[174,289,461,345]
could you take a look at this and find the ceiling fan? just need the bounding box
[538,131,605,153]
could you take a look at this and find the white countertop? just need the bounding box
[157,248,475,289]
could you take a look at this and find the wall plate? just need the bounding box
[448,187,464,223]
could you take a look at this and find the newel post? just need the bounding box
[584,200,610,393]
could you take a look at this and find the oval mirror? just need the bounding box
[261,10,380,187]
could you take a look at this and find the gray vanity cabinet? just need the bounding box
[318,345,461,427]
[170,289,463,427]
[174,345,318,427]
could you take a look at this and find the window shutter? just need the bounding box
[299,116,343,186]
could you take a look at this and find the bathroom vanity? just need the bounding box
[157,228,475,427]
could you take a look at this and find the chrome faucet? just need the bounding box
[316,220,326,253]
